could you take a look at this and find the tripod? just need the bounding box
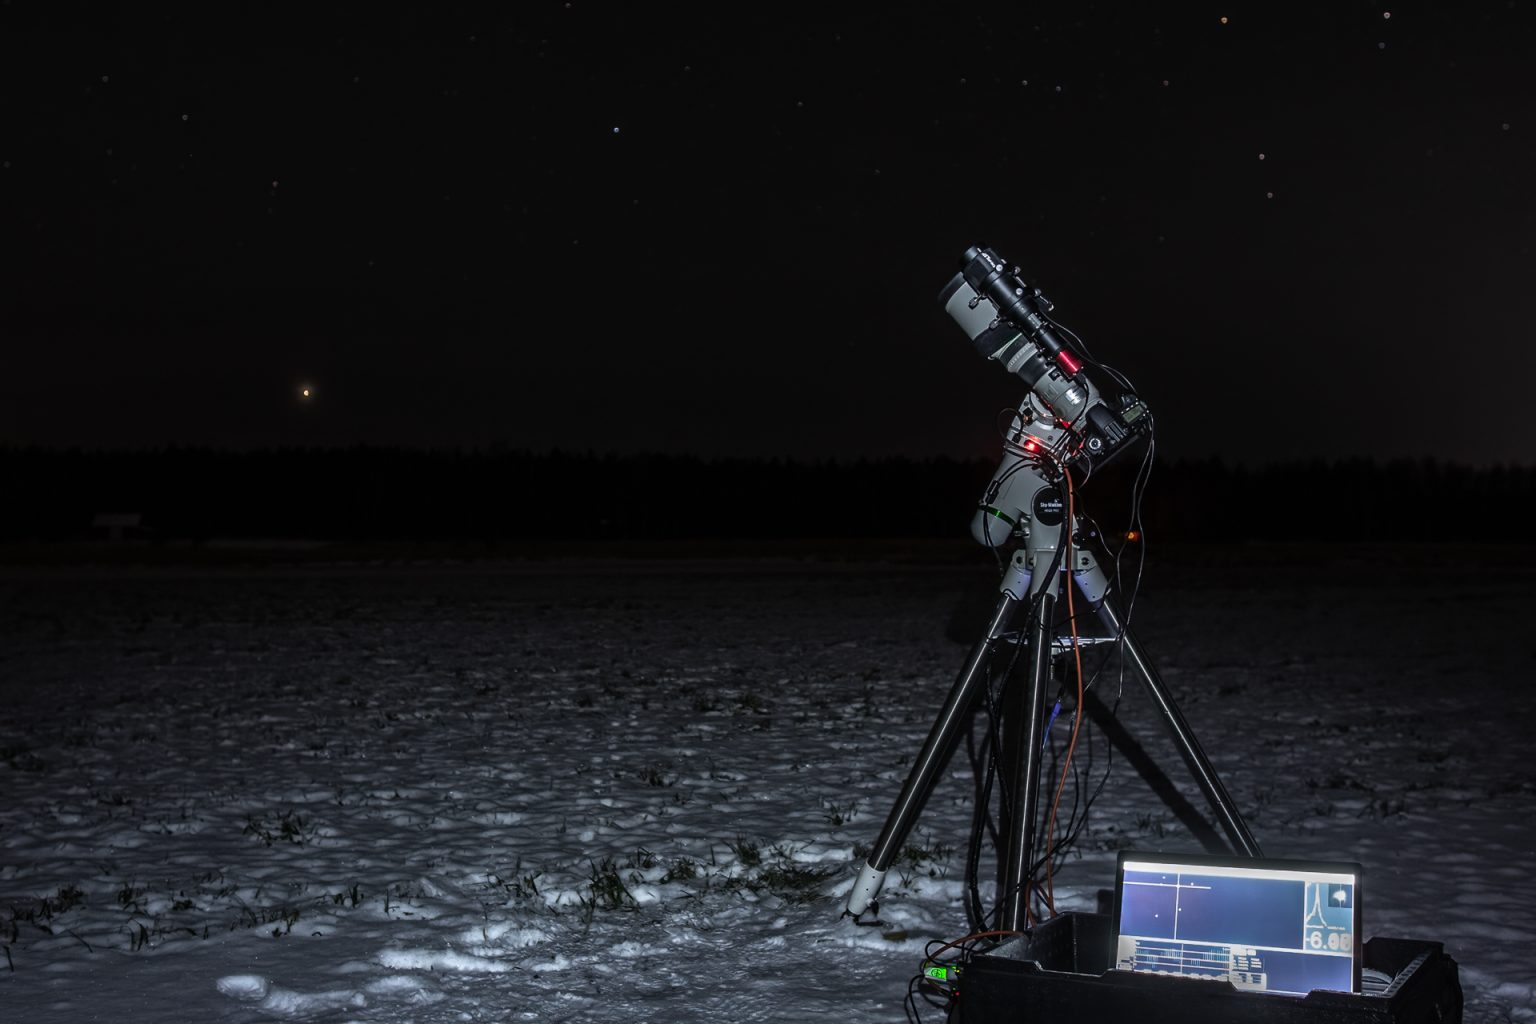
[843,466,1262,933]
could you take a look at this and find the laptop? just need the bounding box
[1112,850,1362,997]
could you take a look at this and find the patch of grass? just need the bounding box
[233,901,303,938]
[662,857,699,883]
[2,884,96,969]
[1308,772,1373,792]
[640,762,676,787]
[624,847,659,873]
[7,885,86,924]
[584,856,637,912]
[486,857,544,901]
[894,837,954,888]
[755,861,835,905]
[727,837,761,868]
[1090,827,1137,852]
[116,882,144,914]
[710,843,837,905]
[1357,797,1407,819]
[822,798,860,828]
[242,810,315,846]
[0,745,47,773]
[899,837,953,872]
[329,884,365,908]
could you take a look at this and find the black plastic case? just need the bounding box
[958,913,1462,1024]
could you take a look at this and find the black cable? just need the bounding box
[1025,616,1135,899]
[1116,426,1155,627]
[1035,496,1141,882]
[966,605,1030,931]
[903,973,926,1024]
[979,408,1046,570]
[1039,450,1148,890]
[963,723,994,931]
[904,969,957,1024]
[1028,499,1078,917]
[988,471,1151,924]
[1049,643,1121,845]
[1063,697,1123,855]
[972,498,1073,930]
[1050,718,1096,884]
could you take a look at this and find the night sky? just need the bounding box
[4,3,1533,465]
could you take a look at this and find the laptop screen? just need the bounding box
[1113,851,1362,996]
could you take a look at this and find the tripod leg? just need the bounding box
[844,591,1021,919]
[997,588,1055,932]
[1079,688,1228,854]
[1079,563,1263,858]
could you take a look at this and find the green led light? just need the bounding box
[981,506,1017,527]
[924,965,955,982]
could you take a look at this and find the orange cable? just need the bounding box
[1043,470,1086,917]
[922,929,1025,968]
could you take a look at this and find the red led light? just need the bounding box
[1056,351,1082,375]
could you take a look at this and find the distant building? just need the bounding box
[91,512,144,543]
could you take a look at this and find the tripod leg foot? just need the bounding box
[845,861,887,919]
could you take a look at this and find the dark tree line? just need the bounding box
[1,447,1532,544]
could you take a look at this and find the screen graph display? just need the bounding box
[1114,855,1360,997]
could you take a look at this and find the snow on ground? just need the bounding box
[0,545,1533,1022]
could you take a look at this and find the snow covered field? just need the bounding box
[2,545,1533,1022]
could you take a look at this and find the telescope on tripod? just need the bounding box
[843,245,1262,934]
